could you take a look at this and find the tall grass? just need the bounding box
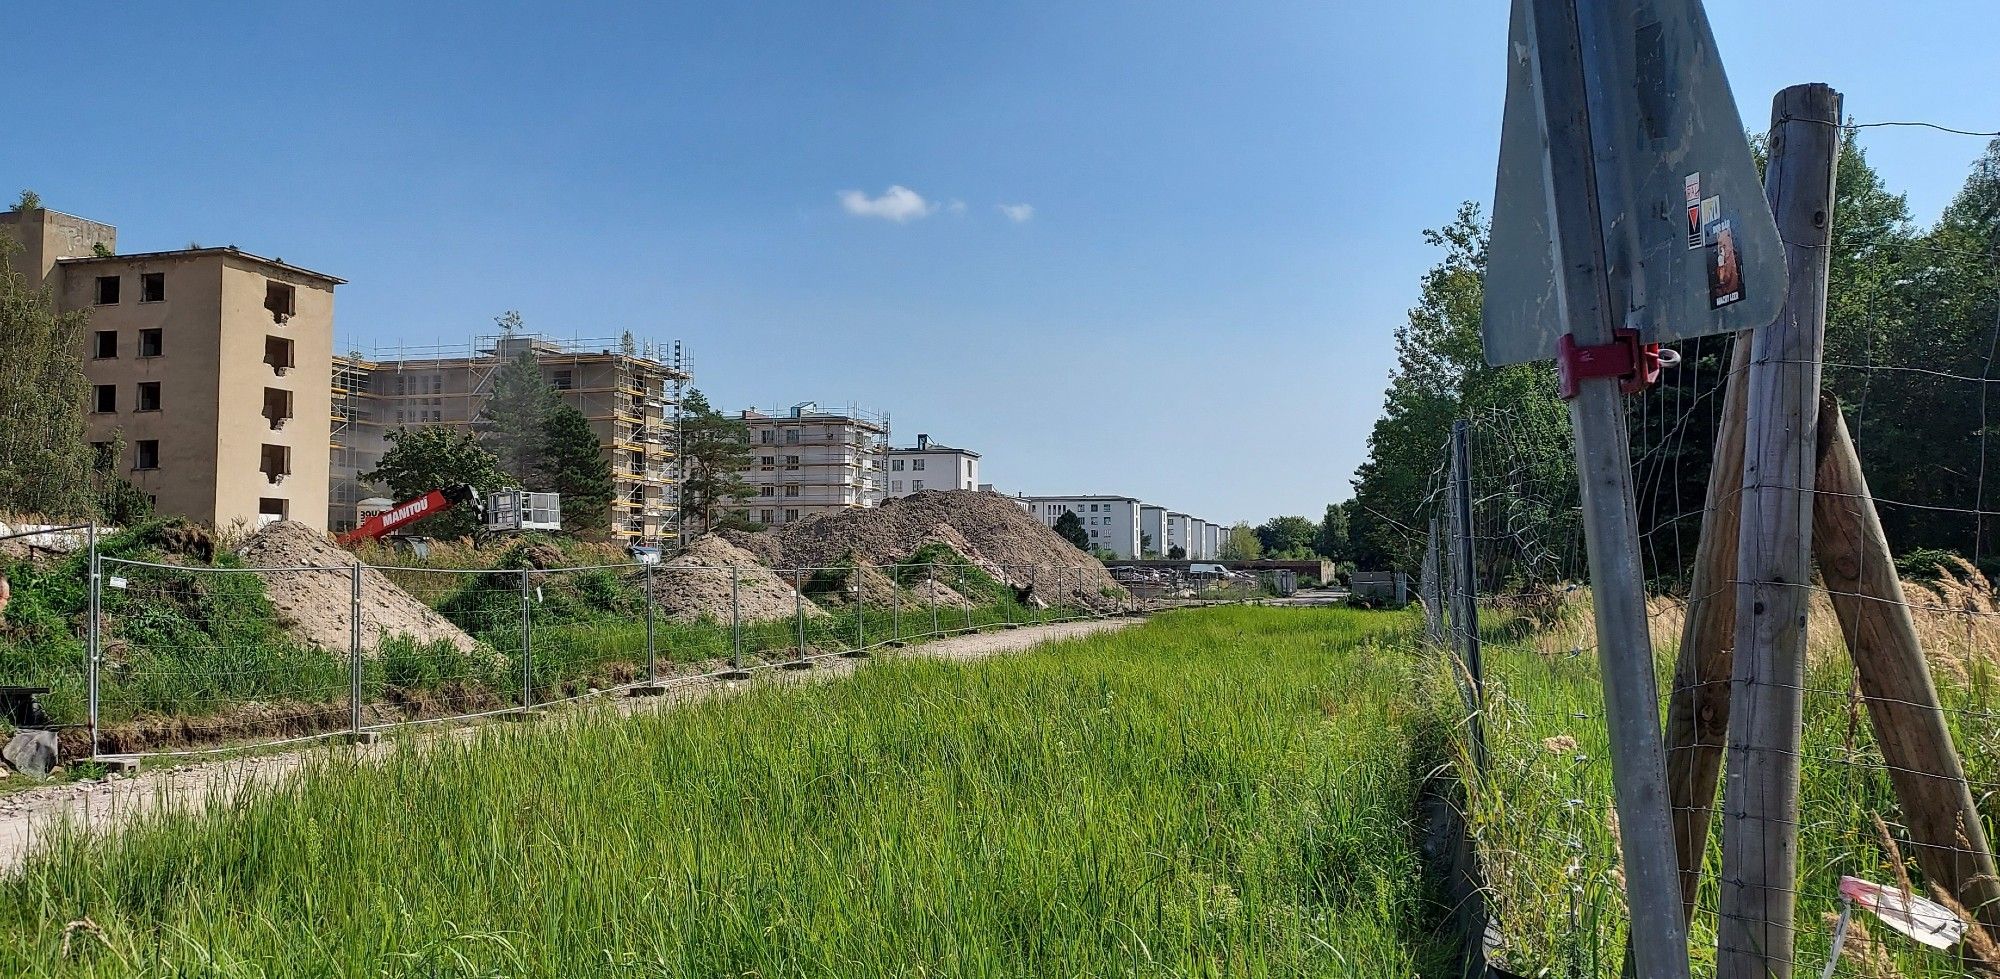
[1452,581,2000,977]
[1,606,1452,977]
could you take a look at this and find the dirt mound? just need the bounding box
[737,491,1125,607]
[714,529,784,567]
[237,521,478,654]
[644,535,827,622]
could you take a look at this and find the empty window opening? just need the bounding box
[93,331,117,359]
[264,280,296,323]
[258,498,288,525]
[135,440,160,470]
[94,276,120,305]
[263,388,293,430]
[136,382,161,412]
[260,444,291,484]
[139,329,162,357]
[139,272,165,303]
[264,335,295,375]
[92,384,116,413]
[553,369,574,391]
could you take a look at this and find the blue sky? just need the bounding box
[6,2,1995,525]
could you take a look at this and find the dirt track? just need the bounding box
[0,617,1139,874]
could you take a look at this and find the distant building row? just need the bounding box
[1012,495,1221,560]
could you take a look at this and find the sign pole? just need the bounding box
[1527,0,1689,974]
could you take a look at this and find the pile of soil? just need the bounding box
[237,522,478,654]
[737,491,1126,606]
[644,535,826,623]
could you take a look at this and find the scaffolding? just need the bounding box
[329,334,691,544]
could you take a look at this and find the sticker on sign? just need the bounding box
[1480,0,1787,366]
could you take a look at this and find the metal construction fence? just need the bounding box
[5,548,1280,762]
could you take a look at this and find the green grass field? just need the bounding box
[0,606,1454,978]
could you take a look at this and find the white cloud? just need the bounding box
[838,185,936,222]
[997,202,1035,223]
[946,199,968,215]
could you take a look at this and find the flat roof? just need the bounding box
[1017,494,1141,503]
[58,246,346,285]
[888,444,979,458]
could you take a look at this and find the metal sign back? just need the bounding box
[1481,0,1786,366]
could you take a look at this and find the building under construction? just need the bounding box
[738,402,889,527]
[331,334,689,543]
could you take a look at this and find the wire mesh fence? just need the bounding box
[0,545,1277,763]
[1415,292,2000,976]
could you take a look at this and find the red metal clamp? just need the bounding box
[1557,328,1668,400]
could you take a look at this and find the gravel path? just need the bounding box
[0,616,1139,874]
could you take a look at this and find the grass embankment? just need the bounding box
[2,606,1453,977]
[1458,581,2000,977]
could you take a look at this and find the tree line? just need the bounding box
[1344,134,2000,584]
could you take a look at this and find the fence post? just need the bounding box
[929,566,939,637]
[519,569,534,709]
[1717,84,1842,979]
[727,566,747,677]
[963,565,974,631]
[644,560,658,682]
[855,568,865,650]
[86,524,100,759]
[350,561,363,740]
[890,571,901,642]
[1449,420,1488,772]
[793,569,808,667]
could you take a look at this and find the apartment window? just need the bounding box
[135,440,160,470]
[260,444,291,484]
[136,382,162,412]
[892,459,905,472]
[759,486,775,497]
[759,456,775,468]
[784,428,801,444]
[264,281,296,323]
[627,487,645,506]
[912,479,924,492]
[92,331,117,359]
[265,335,295,375]
[759,429,774,444]
[784,455,799,470]
[783,509,799,523]
[139,329,163,357]
[1090,504,1099,512]
[258,498,288,523]
[92,384,116,413]
[629,449,645,473]
[94,276,120,305]
[759,509,774,524]
[1090,529,1099,538]
[911,459,925,471]
[263,388,292,429]
[139,272,165,303]
[783,485,800,498]
[891,480,903,492]
[553,370,574,391]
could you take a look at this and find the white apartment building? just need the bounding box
[1165,512,1192,558]
[1189,518,1210,559]
[1205,523,1222,559]
[883,434,979,498]
[1140,505,1167,558]
[1015,495,1143,559]
[740,402,889,527]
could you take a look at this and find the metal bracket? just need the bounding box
[1557,328,1674,399]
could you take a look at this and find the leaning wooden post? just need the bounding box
[1812,395,2000,934]
[1661,331,1752,920]
[1717,82,1841,979]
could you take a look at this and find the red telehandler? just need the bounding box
[336,484,480,546]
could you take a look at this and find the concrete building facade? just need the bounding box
[1205,522,1222,560]
[331,335,687,541]
[1164,512,1192,558]
[739,402,888,527]
[1014,495,1143,559]
[1188,518,1210,559]
[883,434,979,499]
[3,208,340,529]
[1140,505,1167,558]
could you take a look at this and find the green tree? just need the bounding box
[1220,523,1262,560]
[1053,510,1090,550]
[362,426,511,539]
[1166,544,1186,560]
[0,236,96,519]
[1140,532,1155,557]
[91,437,152,525]
[475,350,560,483]
[1254,516,1317,558]
[540,403,615,538]
[1313,503,1350,561]
[11,190,39,212]
[679,389,755,535]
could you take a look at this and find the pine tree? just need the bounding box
[476,350,560,484]
[540,402,614,538]
[1054,510,1090,550]
[678,389,755,534]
